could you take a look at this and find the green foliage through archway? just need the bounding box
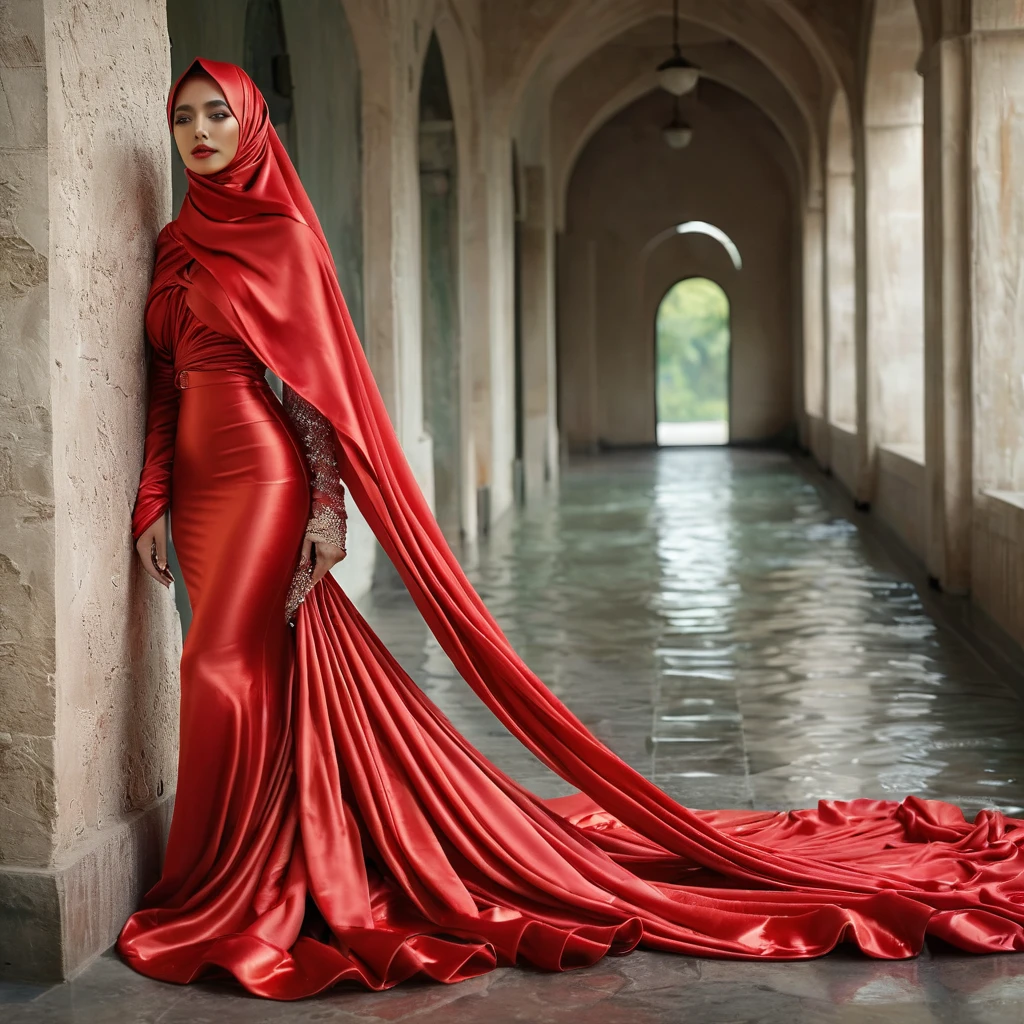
[656,278,730,424]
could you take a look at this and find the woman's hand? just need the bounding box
[136,515,174,588]
[300,532,346,588]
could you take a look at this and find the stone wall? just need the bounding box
[875,446,928,560]
[830,423,859,497]
[968,20,1024,638]
[807,0,1024,654]
[973,495,1024,643]
[1,0,180,982]
[0,0,55,874]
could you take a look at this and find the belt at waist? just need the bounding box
[174,367,266,389]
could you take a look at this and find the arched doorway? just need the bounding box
[655,278,730,447]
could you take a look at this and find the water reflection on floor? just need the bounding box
[374,448,1024,820]
[8,449,1024,1023]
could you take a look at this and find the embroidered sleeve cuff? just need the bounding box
[305,504,347,551]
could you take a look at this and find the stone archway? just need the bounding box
[655,277,731,447]
[418,6,492,534]
[559,85,794,453]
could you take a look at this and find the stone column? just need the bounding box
[556,231,599,453]
[969,17,1024,498]
[457,159,489,540]
[419,118,462,540]
[517,165,558,495]
[0,0,180,982]
[864,119,926,452]
[922,33,972,593]
[803,201,829,467]
[967,14,1024,638]
[852,117,873,505]
[484,135,516,521]
[826,143,857,429]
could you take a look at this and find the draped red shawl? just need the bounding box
[142,57,1024,965]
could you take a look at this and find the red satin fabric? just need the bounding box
[119,58,1024,999]
[132,260,266,540]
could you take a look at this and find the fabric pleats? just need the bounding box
[120,559,1024,999]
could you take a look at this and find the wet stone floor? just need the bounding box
[7,448,1024,1023]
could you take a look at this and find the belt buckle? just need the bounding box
[176,369,190,389]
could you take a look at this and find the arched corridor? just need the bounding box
[8,0,1024,1014]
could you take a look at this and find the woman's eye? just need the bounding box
[175,117,190,125]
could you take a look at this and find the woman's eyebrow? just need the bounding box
[173,99,231,115]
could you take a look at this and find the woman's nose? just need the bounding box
[193,122,209,139]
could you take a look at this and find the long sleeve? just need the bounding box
[282,383,347,622]
[282,383,347,551]
[131,344,180,541]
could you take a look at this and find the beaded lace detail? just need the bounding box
[282,384,347,621]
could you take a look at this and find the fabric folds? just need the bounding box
[120,573,1024,998]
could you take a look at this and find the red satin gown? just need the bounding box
[118,259,1024,1000]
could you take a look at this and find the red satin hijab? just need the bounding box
[148,58,1024,958]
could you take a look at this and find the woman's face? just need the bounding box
[171,72,240,175]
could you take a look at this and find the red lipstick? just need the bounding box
[191,144,216,159]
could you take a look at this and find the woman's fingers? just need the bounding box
[135,515,173,588]
[154,529,169,576]
[136,533,172,588]
[300,535,313,567]
[309,540,345,587]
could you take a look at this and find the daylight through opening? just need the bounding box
[655,278,730,447]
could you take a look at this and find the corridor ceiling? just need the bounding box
[485,0,961,223]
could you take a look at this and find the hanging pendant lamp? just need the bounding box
[662,95,694,149]
[657,0,700,96]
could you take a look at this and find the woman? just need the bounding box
[118,58,1024,1000]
